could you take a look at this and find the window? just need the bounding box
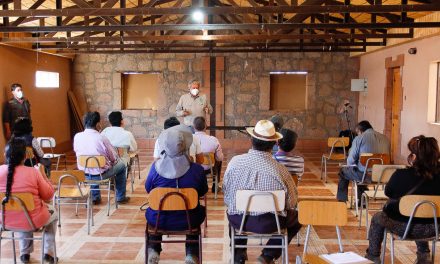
[428,62,440,124]
[436,62,440,122]
[122,72,159,110]
[270,71,308,110]
[35,71,60,88]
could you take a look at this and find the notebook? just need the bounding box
[319,252,373,264]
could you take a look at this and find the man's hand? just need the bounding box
[203,106,209,114]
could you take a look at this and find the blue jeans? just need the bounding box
[86,159,127,201]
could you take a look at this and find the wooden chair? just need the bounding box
[321,137,349,183]
[0,193,58,264]
[359,164,406,235]
[78,155,117,216]
[382,195,440,264]
[50,170,93,234]
[231,190,289,264]
[202,152,219,199]
[350,153,391,216]
[36,137,67,170]
[145,188,202,264]
[129,151,141,180]
[298,200,347,258]
[116,146,134,193]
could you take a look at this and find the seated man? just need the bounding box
[223,120,301,264]
[153,117,203,164]
[193,116,224,193]
[74,111,129,205]
[101,111,137,164]
[146,125,207,264]
[274,128,305,180]
[336,120,390,203]
[270,114,284,154]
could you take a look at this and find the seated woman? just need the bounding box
[145,124,208,264]
[0,138,57,263]
[12,117,51,174]
[365,135,440,264]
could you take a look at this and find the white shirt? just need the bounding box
[153,135,201,161]
[194,131,224,170]
[101,126,138,152]
[176,93,213,126]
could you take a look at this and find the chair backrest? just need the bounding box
[78,155,106,169]
[327,137,349,148]
[25,147,34,160]
[201,152,215,167]
[36,137,56,148]
[51,170,86,185]
[399,195,440,218]
[148,188,198,211]
[298,200,347,226]
[371,164,406,183]
[116,146,129,158]
[360,153,391,168]
[0,193,36,231]
[236,190,285,213]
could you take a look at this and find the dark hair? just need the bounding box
[12,117,33,137]
[10,83,22,91]
[251,137,276,152]
[164,117,180,129]
[2,137,27,205]
[108,111,123,127]
[356,120,373,133]
[84,111,101,129]
[407,135,440,180]
[278,128,298,152]
[193,116,206,131]
[270,115,284,132]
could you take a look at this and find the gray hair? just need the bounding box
[188,79,200,87]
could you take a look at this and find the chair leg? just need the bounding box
[284,233,289,264]
[107,182,111,216]
[381,229,387,264]
[145,230,149,264]
[230,225,235,264]
[354,183,359,216]
[199,233,203,264]
[136,155,141,180]
[359,195,364,228]
[365,198,370,239]
[41,230,46,264]
[336,226,344,253]
[297,231,300,246]
[303,225,311,257]
[12,232,16,264]
[53,231,58,264]
[390,235,394,264]
[432,241,436,263]
[324,159,328,183]
[57,198,61,228]
[203,195,208,238]
[87,197,91,235]
[214,173,218,200]
[320,156,324,180]
[350,181,354,209]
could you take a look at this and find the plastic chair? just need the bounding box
[145,187,202,264]
[37,137,67,170]
[381,195,440,264]
[50,170,93,235]
[25,147,35,167]
[202,152,219,199]
[116,146,134,193]
[129,152,141,180]
[321,137,349,183]
[78,155,118,216]
[0,193,58,264]
[298,200,347,258]
[359,164,405,236]
[350,153,390,216]
[231,190,289,264]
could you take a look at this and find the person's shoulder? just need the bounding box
[190,162,204,172]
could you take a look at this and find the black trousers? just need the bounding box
[228,210,301,260]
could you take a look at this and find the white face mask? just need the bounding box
[190,88,199,96]
[15,91,23,99]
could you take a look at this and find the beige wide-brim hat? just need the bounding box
[246,120,283,141]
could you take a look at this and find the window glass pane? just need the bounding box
[35,71,60,88]
[122,72,159,110]
[270,72,307,110]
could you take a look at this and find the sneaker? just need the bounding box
[416,252,432,264]
[147,248,160,264]
[20,254,30,263]
[185,254,199,264]
[44,254,58,264]
[257,254,275,264]
[117,197,130,204]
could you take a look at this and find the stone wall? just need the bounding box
[72,52,359,139]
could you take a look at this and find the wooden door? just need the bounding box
[391,68,402,163]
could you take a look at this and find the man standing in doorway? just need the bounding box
[3,83,31,139]
[176,79,213,128]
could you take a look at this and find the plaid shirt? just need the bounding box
[223,149,298,216]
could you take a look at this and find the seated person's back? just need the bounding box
[274,128,304,178]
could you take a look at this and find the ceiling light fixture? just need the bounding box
[192,10,204,23]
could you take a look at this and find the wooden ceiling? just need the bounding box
[0,0,439,53]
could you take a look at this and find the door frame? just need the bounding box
[384,54,404,164]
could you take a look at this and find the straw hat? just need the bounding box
[246,120,283,141]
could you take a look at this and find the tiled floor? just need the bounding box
[1,147,438,263]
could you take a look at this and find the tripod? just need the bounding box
[342,106,354,141]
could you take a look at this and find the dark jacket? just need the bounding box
[384,167,440,223]
[145,162,208,231]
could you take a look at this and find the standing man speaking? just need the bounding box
[3,83,31,139]
[176,79,213,129]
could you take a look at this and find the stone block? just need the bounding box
[97,93,112,105]
[96,79,111,92]
[240,82,258,91]
[258,77,270,111]
[89,62,103,72]
[192,60,203,72]
[115,56,136,71]
[175,53,195,59]
[138,60,152,71]
[113,73,122,89]
[154,53,175,59]
[89,54,107,63]
[299,59,315,71]
[131,124,147,137]
[152,60,167,71]
[168,61,187,73]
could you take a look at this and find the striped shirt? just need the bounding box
[223,149,297,216]
[273,150,305,178]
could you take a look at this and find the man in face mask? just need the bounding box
[3,83,31,139]
[176,79,213,128]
